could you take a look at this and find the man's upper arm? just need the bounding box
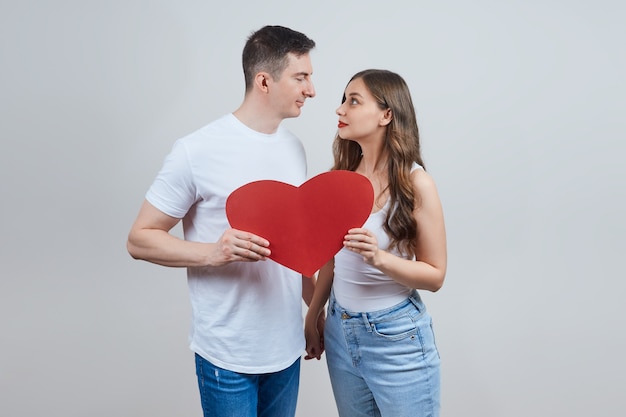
[132,199,181,234]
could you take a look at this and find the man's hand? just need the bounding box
[304,310,326,360]
[209,228,271,266]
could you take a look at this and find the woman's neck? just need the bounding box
[358,141,388,178]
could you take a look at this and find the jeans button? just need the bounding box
[341,313,350,319]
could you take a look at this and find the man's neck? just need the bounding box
[233,102,281,134]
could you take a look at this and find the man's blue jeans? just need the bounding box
[195,353,300,417]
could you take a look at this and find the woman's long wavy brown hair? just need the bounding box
[332,69,425,256]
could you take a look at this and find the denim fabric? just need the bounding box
[195,354,300,417]
[325,291,440,417]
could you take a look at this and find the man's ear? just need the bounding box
[380,108,393,126]
[254,72,271,93]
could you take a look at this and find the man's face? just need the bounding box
[268,52,316,119]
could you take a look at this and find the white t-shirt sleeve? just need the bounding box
[145,139,198,219]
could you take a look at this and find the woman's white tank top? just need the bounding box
[332,164,422,312]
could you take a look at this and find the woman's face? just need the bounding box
[336,77,389,143]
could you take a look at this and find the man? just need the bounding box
[127,25,317,417]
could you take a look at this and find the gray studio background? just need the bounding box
[1,1,624,416]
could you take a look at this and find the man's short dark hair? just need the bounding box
[242,25,316,91]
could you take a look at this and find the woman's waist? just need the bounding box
[331,276,413,312]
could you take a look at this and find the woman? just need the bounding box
[305,69,447,417]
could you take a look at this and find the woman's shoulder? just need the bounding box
[410,164,438,194]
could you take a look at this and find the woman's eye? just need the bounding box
[350,98,358,105]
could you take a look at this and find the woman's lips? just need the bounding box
[338,121,348,128]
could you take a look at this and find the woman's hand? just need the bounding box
[304,310,326,360]
[343,228,383,266]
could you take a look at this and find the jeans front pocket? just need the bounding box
[372,312,419,341]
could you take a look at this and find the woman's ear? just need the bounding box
[380,108,393,126]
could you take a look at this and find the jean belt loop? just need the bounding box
[361,313,373,332]
[408,289,422,312]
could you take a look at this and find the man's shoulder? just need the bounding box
[174,114,235,146]
[183,114,232,137]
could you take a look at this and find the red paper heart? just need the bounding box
[226,170,374,276]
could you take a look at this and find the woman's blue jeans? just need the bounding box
[325,291,441,417]
[195,354,300,417]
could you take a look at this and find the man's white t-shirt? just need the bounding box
[146,114,307,373]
